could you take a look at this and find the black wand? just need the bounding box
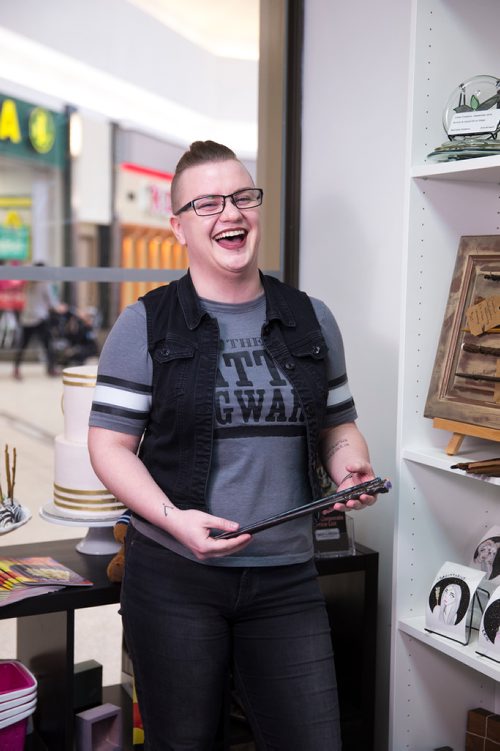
[214,476,392,539]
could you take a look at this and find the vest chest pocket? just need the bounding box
[289,332,328,361]
[152,337,196,364]
[286,332,329,402]
[151,338,197,398]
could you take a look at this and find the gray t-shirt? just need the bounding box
[89,293,357,567]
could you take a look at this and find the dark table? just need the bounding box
[0,538,378,751]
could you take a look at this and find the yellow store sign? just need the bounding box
[0,94,66,168]
[0,99,21,144]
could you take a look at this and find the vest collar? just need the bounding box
[260,272,297,328]
[177,270,297,330]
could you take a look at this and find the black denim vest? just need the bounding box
[139,271,328,510]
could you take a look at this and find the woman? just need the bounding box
[88,140,378,750]
[433,583,462,625]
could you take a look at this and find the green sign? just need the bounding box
[0,95,67,169]
[0,224,30,261]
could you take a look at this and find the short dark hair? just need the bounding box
[171,140,237,213]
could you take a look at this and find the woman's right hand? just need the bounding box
[166,508,252,560]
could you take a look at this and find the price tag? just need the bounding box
[466,294,500,336]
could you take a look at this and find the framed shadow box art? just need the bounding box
[424,235,500,445]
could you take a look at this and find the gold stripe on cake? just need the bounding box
[54,497,121,509]
[62,379,96,388]
[54,494,118,505]
[62,370,96,379]
[54,499,125,513]
[54,495,118,507]
[54,483,115,497]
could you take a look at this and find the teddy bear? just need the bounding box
[106,518,129,583]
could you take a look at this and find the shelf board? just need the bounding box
[398,616,500,682]
[411,155,500,183]
[402,445,500,486]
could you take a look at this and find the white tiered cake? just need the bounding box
[52,365,126,519]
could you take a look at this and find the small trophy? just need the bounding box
[428,75,500,161]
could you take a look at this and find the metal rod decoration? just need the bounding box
[455,372,500,383]
[463,343,500,357]
[10,448,16,505]
[451,458,500,476]
[4,446,11,502]
[2,446,17,503]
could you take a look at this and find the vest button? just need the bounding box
[284,361,295,371]
[160,348,170,357]
[312,345,321,355]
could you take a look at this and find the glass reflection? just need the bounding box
[0,280,148,383]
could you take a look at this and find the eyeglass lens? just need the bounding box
[194,188,262,216]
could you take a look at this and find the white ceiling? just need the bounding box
[126,0,259,60]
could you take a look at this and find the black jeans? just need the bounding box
[121,527,341,750]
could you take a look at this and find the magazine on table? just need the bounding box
[0,556,93,606]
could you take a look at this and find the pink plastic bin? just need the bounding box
[0,714,29,750]
[0,661,37,702]
[0,661,37,751]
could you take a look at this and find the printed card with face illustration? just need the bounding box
[425,561,486,645]
[476,585,500,663]
[470,526,500,592]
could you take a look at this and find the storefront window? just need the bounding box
[0,0,303,368]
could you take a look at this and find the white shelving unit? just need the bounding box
[391,1,500,748]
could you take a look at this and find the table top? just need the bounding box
[0,537,378,621]
[0,538,120,620]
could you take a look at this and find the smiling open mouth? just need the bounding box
[213,229,248,248]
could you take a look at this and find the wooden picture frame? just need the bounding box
[424,235,500,434]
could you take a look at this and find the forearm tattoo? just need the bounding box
[163,502,174,517]
[324,438,350,460]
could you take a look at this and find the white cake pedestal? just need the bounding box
[40,506,121,555]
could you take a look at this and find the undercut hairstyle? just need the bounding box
[171,140,237,213]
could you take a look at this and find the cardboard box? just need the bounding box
[468,707,496,737]
[488,715,500,743]
[466,731,487,751]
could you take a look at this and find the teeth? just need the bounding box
[214,229,245,240]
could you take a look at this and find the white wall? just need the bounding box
[300,2,412,748]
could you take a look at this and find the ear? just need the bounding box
[170,215,186,246]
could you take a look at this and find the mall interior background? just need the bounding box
[0,2,409,749]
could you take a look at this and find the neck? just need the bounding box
[189,268,263,304]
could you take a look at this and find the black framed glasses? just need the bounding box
[174,188,263,217]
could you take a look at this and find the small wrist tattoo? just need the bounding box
[163,503,174,517]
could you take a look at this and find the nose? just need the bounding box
[220,196,242,218]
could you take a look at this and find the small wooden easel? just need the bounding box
[433,418,500,456]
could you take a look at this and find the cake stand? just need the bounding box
[40,503,122,555]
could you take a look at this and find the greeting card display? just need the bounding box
[471,526,500,590]
[425,562,486,645]
[476,586,500,663]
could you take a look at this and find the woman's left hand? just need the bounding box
[328,462,378,512]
